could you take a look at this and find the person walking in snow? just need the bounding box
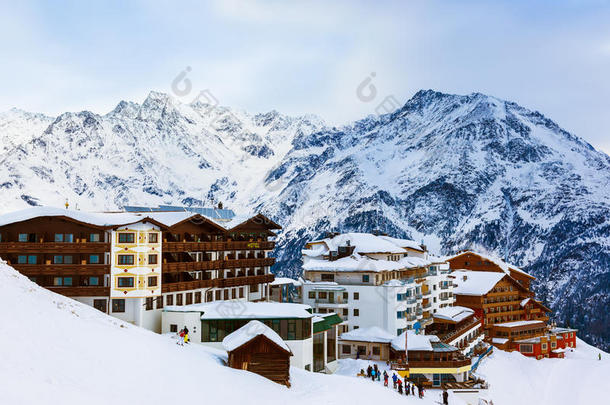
[442,389,449,405]
[177,328,185,346]
[392,373,398,389]
[599,353,602,360]
[383,371,389,387]
[183,331,189,345]
[371,368,376,381]
[367,365,372,378]
[418,383,424,398]
[397,379,403,395]
[411,383,415,396]
[405,381,410,395]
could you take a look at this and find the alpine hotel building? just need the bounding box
[0,205,279,332]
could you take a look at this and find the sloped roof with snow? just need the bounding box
[164,302,312,319]
[0,206,152,228]
[391,331,441,352]
[269,277,301,286]
[339,326,395,343]
[446,251,533,279]
[495,320,545,328]
[433,306,475,323]
[303,252,430,272]
[377,235,424,251]
[308,233,407,254]
[222,320,291,353]
[451,270,506,296]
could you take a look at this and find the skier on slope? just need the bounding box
[392,373,398,389]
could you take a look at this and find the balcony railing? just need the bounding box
[162,257,275,273]
[406,359,472,368]
[163,241,275,252]
[161,273,274,293]
[0,242,110,253]
[11,264,111,276]
[47,286,110,297]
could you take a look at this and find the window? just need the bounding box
[195,292,202,303]
[342,345,351,354]
[343,292,348,300]
[343,308,348,316]
[223,290,229,300]
[239,288,244,299]
[148,254,158,265]
[17,255,27,264]
[118,233,135,243]
[520,344,533,353]
[206,291,213,302]
[19,233,28,242]
[63,256,73,264]
[362,275,369,283]
[551,341,557,349]
[250,284,259,293]
[89,276,99,286]
[397,311,404,319]
[145,297,153,310]
[93,299,106,312]
[308,291,315,299]
[321,274,334,282]
[353,308,360,316]
[157,296,164,309]
[112,299,125,313]
[89,255,100,264]
[89,233,100,242]
[372,346,380,356]
[166,295,174,306]
[318,292,327,299]
[118,255,134,265]
[148,233,158,243]
[117,277,134,288]
[353,292,359,300]
[186,293,193,305]
[170,324,178,333]
[54,255,63,264]
[215,290,221,300]
[148,276,158,287]
[27,255,37,264]
[177,294,183,306]
[541,343,548,351]
[53,277,62,286]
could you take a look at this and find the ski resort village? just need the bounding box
[0,204,605,405]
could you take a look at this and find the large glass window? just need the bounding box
[19,233,28,242]
[27,255,37,264]
[54,255,63,264]
[17,255,27,264]
[54,234,64,242]
[89,255,100,264]
[89,233,100,242]
[89,276,99,286]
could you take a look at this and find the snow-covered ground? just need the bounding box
[0,260,436,405]
[477,338,609,405]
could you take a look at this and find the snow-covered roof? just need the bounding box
[164,302,312,319]
[222,320,291,353]
[550,327,578,334]
[377,235,424,251]
[492,337,509,345]
[390,331,440,352]
[308,233,407,254]
[302,246,327,257]
[136,211,204,227]
[451,270,506,296]
[269,277,301,286]
[433,306,474,323]
[446,251,533,279]
[520,298,531,307]
[303,252,430,273]
[0,206,150,228]
[339,326,395,343]
[495,320,545,328]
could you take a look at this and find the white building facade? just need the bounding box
[301,233,455,336]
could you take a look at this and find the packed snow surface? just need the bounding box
[433,306,475,323]
[339,326,395,343]
[451,270,506,295]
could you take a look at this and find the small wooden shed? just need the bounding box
[223,320,293,387]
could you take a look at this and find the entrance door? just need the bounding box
[93,299,107,313]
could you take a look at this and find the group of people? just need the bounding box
[360,363,450,404]
[177,326,189,346]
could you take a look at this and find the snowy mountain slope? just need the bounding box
[0,260,438,405]
[0,90,609,351]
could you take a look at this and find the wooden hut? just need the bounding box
[223,320,293,387]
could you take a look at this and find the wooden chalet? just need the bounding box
[446,251,535,289]
[223,320,292,387]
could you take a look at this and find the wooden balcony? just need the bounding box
[0,242,110,253]
[161,273,275,293]
[163,241,275,252]
[11,264,111,276]
[162,257,275,273]
[46,286,110,297]
[407,358,472,368]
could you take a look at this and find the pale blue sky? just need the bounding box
[1,0,609,152]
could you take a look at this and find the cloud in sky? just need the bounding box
[0,0,609,153]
